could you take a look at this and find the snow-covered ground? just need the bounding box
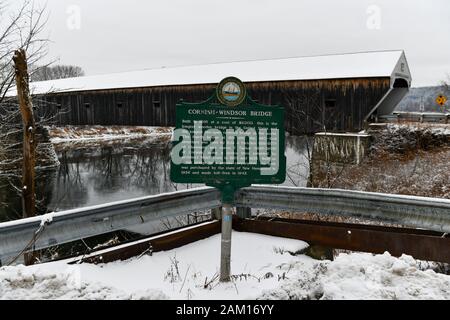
[47,125,172,143]
[386,123,450,136]
[1,231,449,300]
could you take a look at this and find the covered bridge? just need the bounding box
[26,50,411,134]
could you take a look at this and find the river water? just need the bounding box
[0,135,310,223]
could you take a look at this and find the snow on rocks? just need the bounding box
[387,123,450,137]
[370,123,450,155]
[339,122,450,199]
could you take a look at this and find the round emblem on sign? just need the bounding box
[217,77,246,107]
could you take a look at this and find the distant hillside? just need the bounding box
[395,85,450,113]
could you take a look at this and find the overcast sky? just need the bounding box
[13,0,450,87]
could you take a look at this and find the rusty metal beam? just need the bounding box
[70,217,450,265]
[75,220,221,264]
[233,217,450,263]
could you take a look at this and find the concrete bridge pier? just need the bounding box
[310,132,371,187]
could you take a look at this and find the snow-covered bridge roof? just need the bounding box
[26,50,411,95]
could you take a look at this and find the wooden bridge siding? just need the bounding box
[350,81,388,131]
[34,78,390,133]
[245,84,387,134]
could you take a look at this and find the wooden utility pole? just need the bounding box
[13,49,36,265]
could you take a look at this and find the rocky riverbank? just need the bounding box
[335,123,450,199]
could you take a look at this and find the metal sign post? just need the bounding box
[170,77,286,282]
[220,202,233,282]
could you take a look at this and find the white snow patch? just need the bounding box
[39,213,54,227]
[0,265,167,300]
[6,50,405,96]
[320,252,450,299]
[1,232,308,300]
[47,126,172,143]
[261,252,450,300]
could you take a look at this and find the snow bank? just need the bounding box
[319,252,450,299]
[1,232,449,300]
[74,232,309,300]
[0,265,168,300]
[387,123,450,136]
[1,232,308,300]
[261,252,450,300]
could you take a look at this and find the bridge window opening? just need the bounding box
[56,104,62,110]
[153,91,161,109]
[393,78,408,88]
[117,102,123,108]
[84,103,90,109]
[325,99,337,108]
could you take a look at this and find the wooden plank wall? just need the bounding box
[33,78,391,134]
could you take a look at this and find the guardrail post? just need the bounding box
[219,184,237,282]
[211,207,222,220]
[236,206,251,219]
[220,203,232,282]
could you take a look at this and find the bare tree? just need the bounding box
[31,64,85,82]
[440,73,449,91]
[282,88,346,188]
[1,1,49,171]
[13,48,36,220]
[0,1,49,265]
[0,0,48,104]
[0,1,50,266]
[1,1,50,177]
[13,48,37,265]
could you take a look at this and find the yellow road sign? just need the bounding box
[436,95,447,106]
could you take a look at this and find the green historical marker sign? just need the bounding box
[170,77,286,193]
[170,77,286,282]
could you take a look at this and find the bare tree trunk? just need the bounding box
[13,49,36,265]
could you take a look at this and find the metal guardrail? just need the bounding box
[236,186,450,234]
[1,185,450,262]
[379,112,450,123]
[0,187,221,262]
